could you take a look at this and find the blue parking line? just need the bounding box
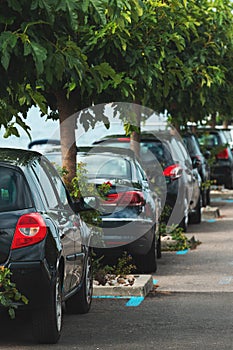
[176,249,188,255]
[206,219,216,223]
[126,297,144,307]
[93,295,145,307]
[93,295,128,299]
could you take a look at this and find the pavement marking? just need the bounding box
[93,295,128,299]
[218,276,233,285]
[93,295,145,307]
[176,249,188,255]
[205,219,216,223]
[126,297,144,307]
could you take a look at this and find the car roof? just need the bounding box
[0,148,42,168]
[79,146,136,161]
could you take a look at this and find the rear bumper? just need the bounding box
[211,164,233,186]
[93,220,154,257]
[6,260,52,309]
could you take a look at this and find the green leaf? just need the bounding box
[31,42,47,74]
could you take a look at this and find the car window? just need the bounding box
[0,166,32,212]
[177,140,192,167]
[140,141,173,168]
[79,154,131,179]
[198,133,220,147]
[183,136,201,156]
[42,159,69,208]
[31,161,59,209]
[169,137,185,163]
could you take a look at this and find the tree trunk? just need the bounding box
[210,113,216,128]
[55,91,77,185]
[130,104,141,159]
[223,119,229,129]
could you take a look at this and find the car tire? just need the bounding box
[32,273,63,344]
[66,254,93,314]
[189,195,201,224]
[206,188,211,206]
[202,188,207,207]
[157,235,162,259]
[134,235,157,274]
[225,174,233,189]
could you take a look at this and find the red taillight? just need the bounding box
[103,191,145,206]
[117,137,130,142]
[11,213,47,250]
[163,164,183,180]
[217,148,229,160]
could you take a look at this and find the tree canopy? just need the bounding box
[1,0,233,177]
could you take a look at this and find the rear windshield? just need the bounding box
[95,140,174,168]
[197,132,221,148]
[140,141,174,168]
[78,154,131,179]
[0,166,32,212]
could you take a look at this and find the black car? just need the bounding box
[0,148,94,344]
[182,131,211,206]
[76,147,161,273]
[94,130,201,230]
[196,128,233,189]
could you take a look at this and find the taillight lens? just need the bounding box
[11,213,47,249]
[163,164,183,180]
[217,148,229,160]
[117,137,130,142]
[103,191,145,206]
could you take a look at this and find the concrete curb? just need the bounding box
[93,274,154,297]
[202,206,220,219]
[210,189,233,199]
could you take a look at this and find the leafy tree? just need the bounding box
[1,0,233,180]
[0,0,141,181]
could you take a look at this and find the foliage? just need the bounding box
[159,222,201,251]
[0,1,233,134]
[0,266,28,319]
[92,251,136,286]
[1,0,233,177]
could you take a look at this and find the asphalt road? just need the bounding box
[1,194,233,349]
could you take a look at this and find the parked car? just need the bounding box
[196,128,233,189]
[0,148,94,344]
[182,131,211,206]
[76,147,161,273]
[93,130,202,230]
[221,129,233,150]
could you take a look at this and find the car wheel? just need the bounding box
[32,273,62,344]
[66,254,93,314]
[189,195,201,224]
[157,235,162,259]
[225,174,233,189]
[206,187,211,206]
[179,198,189,232]
[202,188,207,207]
[134,235,157,274]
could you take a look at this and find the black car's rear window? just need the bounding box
[140,141,174,168]
[78,154,131,179]
[0,166,32,212]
